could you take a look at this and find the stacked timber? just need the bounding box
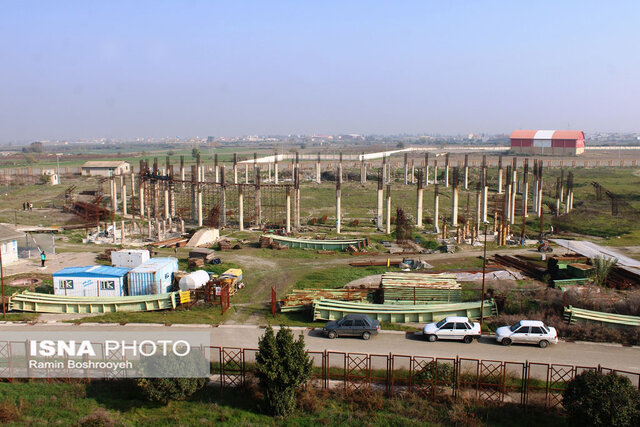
[280,289,371,312]
[379,272,462,303]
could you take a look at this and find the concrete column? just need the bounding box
[164,184,169,219]
[197,190,203,227]
[254,167,261,227]
[336,187,341,234]
[112,221,117,243]
[404,153,409,185]
[238,186,244,231]
[147,208,152,238]
[122,178,127,216]
[121,220,126,241]
[424,153,429,187]
[416,181,424,228]
[268,162,272,182]
[481,185,488,223]
[294,169,300,229]
[382,156,387,184]
[510,170,517,224]
[475,189,481,234]
[504,184,512,225]
[463,154,469,190]
[139,178,145,217]
[433,161,439,185]
[444,153,450,187]
[411,161,415,184]
[537,163,544,217]
[434,184,440,233]
[316,155,321,184]
[386,185,392,234]
[497,156,503,194]
[377,173,384,231]
[451,186,459,226]
[559,169,565,202]
[245,163,249,183]
[274,158,279,185]
[111,177,118,213]
[522,181,529,218]
[360,153,366,185]
[233,154,238,184]
[285,186,291,233]
[180,156,185,189]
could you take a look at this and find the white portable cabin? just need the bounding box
[52,265,131,297]
[111,249,150,269]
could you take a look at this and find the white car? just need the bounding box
[495,320,558,348]
[423,316,481,344]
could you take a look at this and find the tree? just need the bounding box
[592,256,617,287]
[396,141,405,148]
[22,141,44,153]
[191,147,200,159]
[255,325,313,416]
[395,208,413,243]
[563,371,640,427]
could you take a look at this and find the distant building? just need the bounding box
[0,225,23,265]
[510,130,585,156]
[81,161,131,177]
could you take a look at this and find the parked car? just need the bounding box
[495,320,558,348]
[323,314,381,340]
[423,316,481,343]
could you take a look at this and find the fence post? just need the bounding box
[323,350,328,390]
[387,352,392,397]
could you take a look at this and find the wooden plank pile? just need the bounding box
[380,272,462,303]
[280,288,372,312]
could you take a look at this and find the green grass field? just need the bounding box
[0,380,567,426]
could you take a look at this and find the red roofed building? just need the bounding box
[510,130,585,156]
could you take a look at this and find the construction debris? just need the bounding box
[186,228,220,248]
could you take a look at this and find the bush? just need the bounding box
[135,350,208,405]
[78,408,119,427]
[255,326,313,416]
[563,371,640,427]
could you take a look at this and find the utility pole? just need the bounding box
[1,246,4,317]
[480,222,488,328]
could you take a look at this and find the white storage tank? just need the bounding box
[111,249,150,269]
[179,270,210,291]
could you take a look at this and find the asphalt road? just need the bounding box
[2,323,639,373]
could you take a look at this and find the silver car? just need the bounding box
[495,320,558,348]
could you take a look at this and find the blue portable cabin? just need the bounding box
[52,265,131,297]
[127,257,179,295]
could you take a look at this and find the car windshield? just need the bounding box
[436,319,447,328]
[509,322,521,332]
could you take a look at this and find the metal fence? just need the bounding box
[1,341,638,409]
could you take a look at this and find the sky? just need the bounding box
[1,1,639,142]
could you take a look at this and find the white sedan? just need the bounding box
[423,316,481,344]
[495,320,558,348]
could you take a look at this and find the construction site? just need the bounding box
[0,145,638,334]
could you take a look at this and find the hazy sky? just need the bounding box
[1,1,639,142]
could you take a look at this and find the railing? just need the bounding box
[1,341,638,409]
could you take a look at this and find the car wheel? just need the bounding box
[463,335,473,344]
[362,332,371,340]
[327,331,337,339]
[539,340,549,349]
[501,338,512,346]
[427,334,437,342]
